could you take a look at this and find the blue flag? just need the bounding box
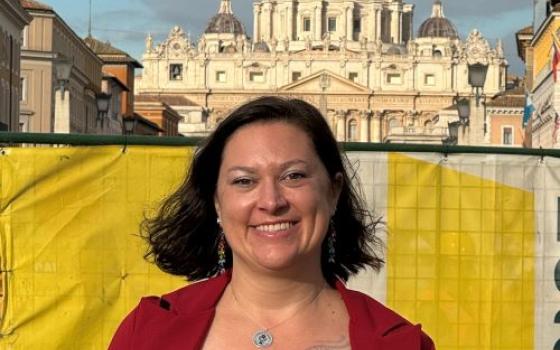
[523,93,534,128]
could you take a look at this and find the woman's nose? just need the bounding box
[257,179,288,213]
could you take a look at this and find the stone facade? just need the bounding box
[136,0,507,143]
[0,0,30,131]
[19,0,103,134]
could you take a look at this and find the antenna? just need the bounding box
[88,0,92,37]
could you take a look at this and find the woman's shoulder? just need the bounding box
[144,273,229,315]
[337,284,435,350]
[108,274,229,350]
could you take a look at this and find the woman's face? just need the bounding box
[214,121,341,274]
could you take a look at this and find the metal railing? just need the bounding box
[1,132,560,158]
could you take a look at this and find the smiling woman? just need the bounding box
[108,96,435,350]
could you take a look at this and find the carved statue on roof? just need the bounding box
[496,39,504,58]
[322,32,330,53]
[465,29,491,65]
[145,33,153,53]
[305,36,312,51]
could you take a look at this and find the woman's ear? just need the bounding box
[214,196,221,222]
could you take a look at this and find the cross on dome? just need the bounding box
[218,0,233,15]
[431,0,445,18]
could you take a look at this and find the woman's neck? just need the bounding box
[227,262,327,313]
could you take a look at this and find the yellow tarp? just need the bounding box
[387,153,535,350]
[0,147,542,349]
[0,146,191,349]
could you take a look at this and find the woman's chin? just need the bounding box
[249,246,320,273]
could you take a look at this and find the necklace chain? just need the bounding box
[230,282,326,347]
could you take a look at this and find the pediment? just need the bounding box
[278,70,371,94]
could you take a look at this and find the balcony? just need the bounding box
[383,125,449,144]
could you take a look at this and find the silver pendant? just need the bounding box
[252,330,273,348]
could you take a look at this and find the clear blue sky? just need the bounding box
[42,0,532,75]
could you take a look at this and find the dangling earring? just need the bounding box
[328,219,336,264]
[217,217,226,274]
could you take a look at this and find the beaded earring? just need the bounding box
[328,219,336,264]
[217,217,226,274]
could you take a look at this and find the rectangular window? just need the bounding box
[424,74,435,86]
[348,72,358,82]
[169,64,183,80]
[292,71,302,82]
[249,71,265,83]
[20,77,27,102]
[216,71,227,83]
[387,73,402,85]
[353,19,361,33]
[303,17,311,32]
[328,17,337,32]
[502,126,513,145]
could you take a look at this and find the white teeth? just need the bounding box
[255,222,293,232]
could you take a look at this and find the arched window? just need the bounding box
[347,119,358,141]
[433,49,442,59]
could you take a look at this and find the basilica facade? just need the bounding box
[136,0,507,143]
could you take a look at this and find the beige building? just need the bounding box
[19,0,104,134]
[523,1,560,149]
[137,0,507,144]
[0,0,30,131]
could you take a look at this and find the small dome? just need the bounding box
[253,41,270,53]
[418,0,459,39]
[204,0,245,35]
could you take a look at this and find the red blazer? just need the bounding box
[109,273,435,349]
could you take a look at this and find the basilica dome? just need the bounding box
[417,0,459,39]
[204,0,245,35]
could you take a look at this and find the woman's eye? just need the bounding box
[232,178,254,186]
[284,172,306,181]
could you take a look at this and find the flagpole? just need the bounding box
[88,0,92,37]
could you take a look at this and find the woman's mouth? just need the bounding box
[254,221,295,232]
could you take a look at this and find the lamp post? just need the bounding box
[455,96,470,126]
[96,92,111,130]
[446,62,489,145]
[54,57,72,100]
[468,62,488,107]
[53,56,73,133]
[123,116,136,135]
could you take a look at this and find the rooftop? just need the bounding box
[84,36,142,68]
[20,0,51,10]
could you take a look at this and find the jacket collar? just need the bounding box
[155,272,424,349]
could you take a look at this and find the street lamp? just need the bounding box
[455,97,470,126]
[468,62,488,107]
[123,116,136,135]
[444,121,461,145]
[54,57,72,100]
[96,92,111,127]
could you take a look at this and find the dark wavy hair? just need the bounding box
[143,96,384,284]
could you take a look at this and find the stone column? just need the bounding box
[375,9,382,42]
[346,6,353,40]
[54,89,71,133]
[263,3,272,40]
[360,110,370,142]
[286,4,293,40]
[336,110,347,141]
[390,7,400,43]
[370,111,382,142]
[315,5,322,40]
[253,5,261,41]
